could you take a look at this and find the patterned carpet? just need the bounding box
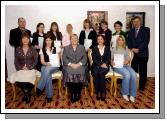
[5,77,155,109]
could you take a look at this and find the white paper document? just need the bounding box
[114,54,124,68]
[49,54,60,67]
[38,37,44,49]
[54,40,61,48]
[111,35,119,48]
[84,39,92,50]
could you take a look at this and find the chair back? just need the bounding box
[128,49,134,66]
[88,49,93,66]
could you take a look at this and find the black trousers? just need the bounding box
[67,82,83,95]
[92,67,108,94]
[131,55,148,89]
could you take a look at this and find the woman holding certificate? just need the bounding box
[111,35,137,102]
[32,23,46,71]
[91,35,111,101]
[79,19,97,51]
[36,33,61,102]
[63,34,87,103]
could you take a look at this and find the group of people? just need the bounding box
[8,16,150,104]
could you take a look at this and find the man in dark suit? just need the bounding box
[9,17,31,49]
[128,16,150,90]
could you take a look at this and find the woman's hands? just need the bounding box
[69,63,81,69]
[101,63,108,68]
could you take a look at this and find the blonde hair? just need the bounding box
[116,35,126,50]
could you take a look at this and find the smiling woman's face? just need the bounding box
[70,35,78,45]
[45,38,52,47]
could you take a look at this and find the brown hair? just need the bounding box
[20,32,31,47]
[43,33,54,50]
[36,22,44,33]
[50,22,60,32]
[83,19,92,29]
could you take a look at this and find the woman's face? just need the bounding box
[114,24,122,32]
[51,24,57,32]
[66,25,73,33]
[22,37,29,46]
[84,22,90,29]
[101,23,107,30]
[117,37,124,47]
[70,36,78,45]
[38,24,44,33]
[45,38,52,47]
[97,36,105,46]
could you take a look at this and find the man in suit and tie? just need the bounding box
[9,17,31,49]
[128,16,150,90]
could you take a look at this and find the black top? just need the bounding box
[91,46,111,67]
[79,29,97,49]
[9,27,31,48]
[32,32,46,46]
[127,26,150,57]
[99,28,112,47]
[47,31,62,41]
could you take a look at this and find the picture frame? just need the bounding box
[126,12,145,32]
[87,11,108,33]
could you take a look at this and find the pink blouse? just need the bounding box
[62,33,71,47]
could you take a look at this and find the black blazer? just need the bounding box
[128,26,150,57]
[91,46,111,68]
[32,32,46,46]
[47,31,62,41]
[79,29,97,49]
[99,28,112,47]
[9,27,31,48]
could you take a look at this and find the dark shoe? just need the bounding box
[101,93,106,101]
[75,92,81,101]
[22,95,27,101]
[71,93,76,103]
[101,97,106,101]
[96,95,100,100]
[47,98,52,103]
[36,88,42,97]
[139,87,145,91]
[25,92,31,104]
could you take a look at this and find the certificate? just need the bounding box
[84,39,92,50]
[114,54,124,68]
[54,40,61,48]
[111,35,119,48]
[38,37,44,49]
[49,54,60,67]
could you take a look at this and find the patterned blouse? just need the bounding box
[15,46,38,71]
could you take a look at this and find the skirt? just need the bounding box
[8,69,37,84]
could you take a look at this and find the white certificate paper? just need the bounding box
[49,54,60,67]
[38,37,44,49]
[54,40,61,48]
[114,54,124,68]
[111,35,119,48]
[84,39,92,50]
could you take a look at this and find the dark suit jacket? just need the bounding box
[47,31,62,41]
[91,46,111,68]
[79,29,97,49]
[127,26,150,57]
[9,27,31,48]
[32,32,46,46]
[99,29,112,47]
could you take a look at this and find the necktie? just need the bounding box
[135,28,139,38]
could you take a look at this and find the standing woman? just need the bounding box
[32,22,46,71]
[112,21,127,48]
[62,24,74,47]
[91,35,111,101]
[8,33,38,103]
[111,35,137,102]
[79,19,97,51]
[63,34,87,103]
[36,33,61,102]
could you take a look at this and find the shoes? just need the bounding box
[36,88,42,97]
[130,96,135,102]
[70,93,76,103]
[96,96,100,100]
[139,87,145,91]
[101,97,106,101]
[46,97,52,103]
[123,95,129,101]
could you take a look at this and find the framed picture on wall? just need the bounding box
[87,11,108,34]
[126,12,145,32]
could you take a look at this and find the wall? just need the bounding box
[5,5,155,77]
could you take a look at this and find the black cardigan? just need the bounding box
[32,32,46,46]
[91,46,111,67]
[79,29,97,49]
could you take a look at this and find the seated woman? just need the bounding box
[9,33,38,103]
[36,33,61,102]
[63,34,87,103]
[111,35,137,102]
[91,34,111,101]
